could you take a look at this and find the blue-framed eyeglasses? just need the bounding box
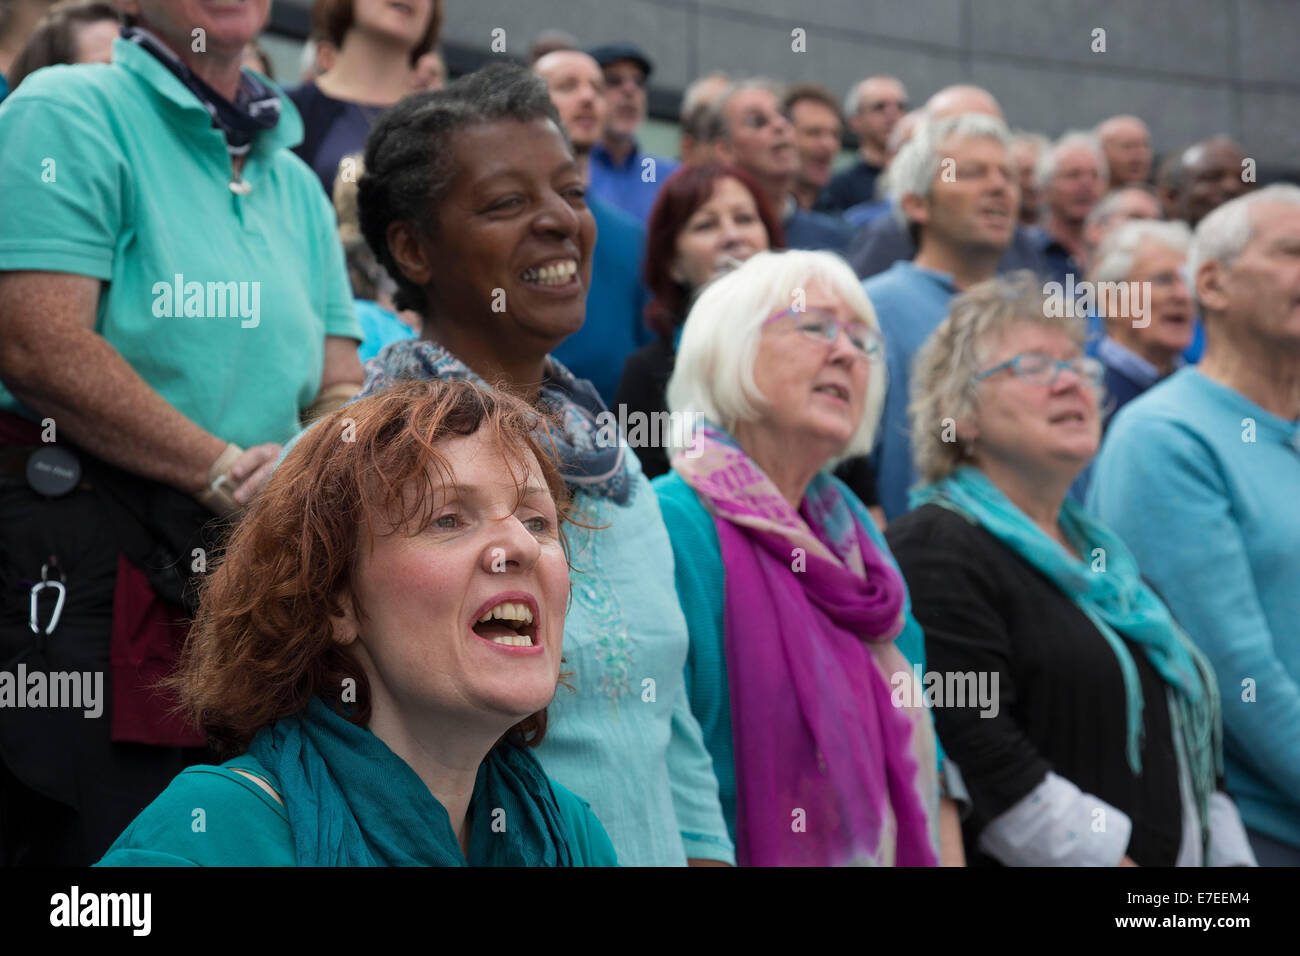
[763,307,883,360]
[973,352,1104,387]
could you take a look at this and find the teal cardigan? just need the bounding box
[95,754,619,867]
[652,470,949,842]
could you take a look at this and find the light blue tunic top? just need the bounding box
[1087,368,1300,850]
[539,449,735,864]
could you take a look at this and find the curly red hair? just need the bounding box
[167,379,573,757]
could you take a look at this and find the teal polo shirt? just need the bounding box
[0,39,360,448]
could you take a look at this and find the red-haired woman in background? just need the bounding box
[614,163,780,479]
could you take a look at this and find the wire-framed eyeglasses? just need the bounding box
[763,307,883,361]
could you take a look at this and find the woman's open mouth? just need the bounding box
[520,258,580,293]
[471,598,542,652]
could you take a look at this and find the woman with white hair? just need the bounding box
[886,271,1255,867]
[1091,220,1196,426]
[652,249,949,867]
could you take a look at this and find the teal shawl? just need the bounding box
[910,466,1222,844]
[247,698,577,866]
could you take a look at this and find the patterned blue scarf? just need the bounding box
[247,698,577,866]
[360,338,631,504]
[123,25,280,157]
[911,466,1222,844]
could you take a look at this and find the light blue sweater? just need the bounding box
[1087,368,1300,849]
[653,469,948,842]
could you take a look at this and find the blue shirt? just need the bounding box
[784,202,853,253]
[862,261,959,520]
[354,299,415,362]
[588,140,679,224]
[551,196,649,405]
[847,209,1046,281]
[1087,369,1300,850]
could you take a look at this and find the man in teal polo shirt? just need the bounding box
[0,0,362,865]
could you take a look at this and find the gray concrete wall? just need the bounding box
[270,0,1300,176]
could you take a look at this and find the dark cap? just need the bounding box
[587,43,653,78]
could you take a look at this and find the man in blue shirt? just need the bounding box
[822,75,908,213]
[864,114,1019,520]
[586,43,679,225]
[534,49,649,405]
[1031,131,1108,289]
[847,85,1044,281]
[1088,185,1300,865]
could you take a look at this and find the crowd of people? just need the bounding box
[0,0,1296,868]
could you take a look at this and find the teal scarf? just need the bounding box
[247,698,577,866]
[911,466,1222,843]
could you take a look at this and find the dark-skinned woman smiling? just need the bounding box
[348,64,734,866]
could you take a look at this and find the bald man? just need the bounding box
[845,84,1047,280]
[533,50,650,404]
[1096,115,1153,189]
[1166,136,1254,226]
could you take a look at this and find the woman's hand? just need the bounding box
[1119,855,1139,866]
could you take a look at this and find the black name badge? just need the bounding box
[26,446,81,497]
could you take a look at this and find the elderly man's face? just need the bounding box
[602,59,648,141]
[1100,118,1153,187]
[790,99,842,193]
[720,88,798,182]
[337,431,568,737]
[1084,188,1161,251]
[1208,200,1300,350]
[129,0,270,59]
[850,78,907,151]
[1047,144,1106,224]
[1182,141,1251,226]
[909,134,1018,254]
[535,51,607,153]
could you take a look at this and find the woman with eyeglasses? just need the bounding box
[652,249,958,866]
[885,272,1255,867]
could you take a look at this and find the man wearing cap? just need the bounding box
[587,42,680,224]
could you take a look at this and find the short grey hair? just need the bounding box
[909,271,1089,484]
[1084,184,1159,228]
[1188,182,1300,282]
[889,113,1012,226]
[842,74,905,118]
[1035,130,1109,192]
[706,77,787,144]
[1090,220,1191,291]
[667,249,888,466]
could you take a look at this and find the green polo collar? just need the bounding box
[111,36,303,155]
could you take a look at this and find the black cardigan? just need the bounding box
[886,503,1185,866]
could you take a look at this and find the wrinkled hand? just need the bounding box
[227,443,282,506]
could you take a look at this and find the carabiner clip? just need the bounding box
[29,563,67,635]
